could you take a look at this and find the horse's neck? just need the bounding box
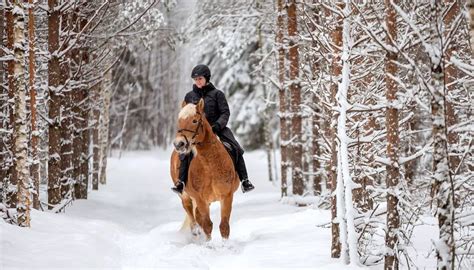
[197,123,220,152]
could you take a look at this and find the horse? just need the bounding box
[170,99,240,240]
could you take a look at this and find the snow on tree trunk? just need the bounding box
[12,0,31,227]
[429,2,456,269]
[59,14,73,202]
[312,112,322,195]
[276,0,289,197]
[470,0,474,53]
[72,16,90,200]
[442,0,460,176]
[27,0,39,210]
[92,83,100,190]
[0,0,6,200]
[72,86,89,200]
[79,46,90,200]
[72,84,85,199]
[335,1,358,265]
[47,0,62,209]
[5,1,18,210]
[328,1,343,259]
[99,72,112,185]
[305,1,323,196]
[384,1,401,269]
[287,0,303,197]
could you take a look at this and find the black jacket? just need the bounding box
[184,83,230,130]
[184,83,244,154]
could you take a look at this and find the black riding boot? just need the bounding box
[235,153,255,193]
[172,152,194,194]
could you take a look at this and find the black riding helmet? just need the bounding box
[191,64,211,82]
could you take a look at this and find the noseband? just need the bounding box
[177,112,204,147]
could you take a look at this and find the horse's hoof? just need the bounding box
[191,225,202,237]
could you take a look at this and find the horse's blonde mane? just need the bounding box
[179,103,196,119]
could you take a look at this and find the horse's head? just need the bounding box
[173,99,207,154]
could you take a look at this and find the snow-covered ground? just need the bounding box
[1,149,438,269]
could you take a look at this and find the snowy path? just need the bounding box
[1,150,360,269]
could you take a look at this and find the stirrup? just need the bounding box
[171,181,185,195]
[241,179,255,193]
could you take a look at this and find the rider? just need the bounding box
[172,64,255,194]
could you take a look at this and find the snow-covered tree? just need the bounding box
[12,0,31,227]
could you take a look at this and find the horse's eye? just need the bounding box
[193,120,198,124]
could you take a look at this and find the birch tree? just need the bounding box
[429,1,456,268]
[12,0,30,227]
[336,0,359,265]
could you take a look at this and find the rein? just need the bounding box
[177,112,215,147]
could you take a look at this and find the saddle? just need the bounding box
[222,141,238,166]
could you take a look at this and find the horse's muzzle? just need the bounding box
[173,139,187,153]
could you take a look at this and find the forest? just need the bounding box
[1,0,473,269]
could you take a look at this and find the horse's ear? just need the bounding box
[181,101,187,108]
[197,99,204,113]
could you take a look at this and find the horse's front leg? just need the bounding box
[195,199,213,240]
[219,195,234,239]
[180,195,197,232]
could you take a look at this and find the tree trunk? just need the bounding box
[287,0,303,196]
[443,0,460,176]
[0,0,6,201]
[47,0,62,209]
[336,1,358,264]
[72,84,84,199]
[5,0,17,210]
[470,0,474,53]
[384,1,400,269]
[79,20,90,198]
[72,80,89,199]
[312,96,322,195]
[79,90,90,199]
[328,2,343,259]
[430,2,456,269]
[69,13,89,200]
[276,0,289,197]
[12,0,30,227]
[99,72,112,185]
[92,83,100,190]
[59,14,72,201]
[27,0,39,210]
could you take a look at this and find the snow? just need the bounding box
[0,149,448,269]
[1,149,360,269]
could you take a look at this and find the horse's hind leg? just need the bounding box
[195,199,213,240]
[219,195,234,239]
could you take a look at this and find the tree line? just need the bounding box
[1,0,472,269]
[271,0,472,269]
[0,0,165,226]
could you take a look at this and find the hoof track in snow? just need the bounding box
[203,240,241,254]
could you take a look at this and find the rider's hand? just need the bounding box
[211,123,221,134]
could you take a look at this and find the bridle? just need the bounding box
[177,112,205,147]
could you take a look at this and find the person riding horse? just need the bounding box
[172,64,255,194]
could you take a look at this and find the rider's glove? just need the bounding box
[211,123,221,134]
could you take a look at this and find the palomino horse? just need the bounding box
[170,99,240,240]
